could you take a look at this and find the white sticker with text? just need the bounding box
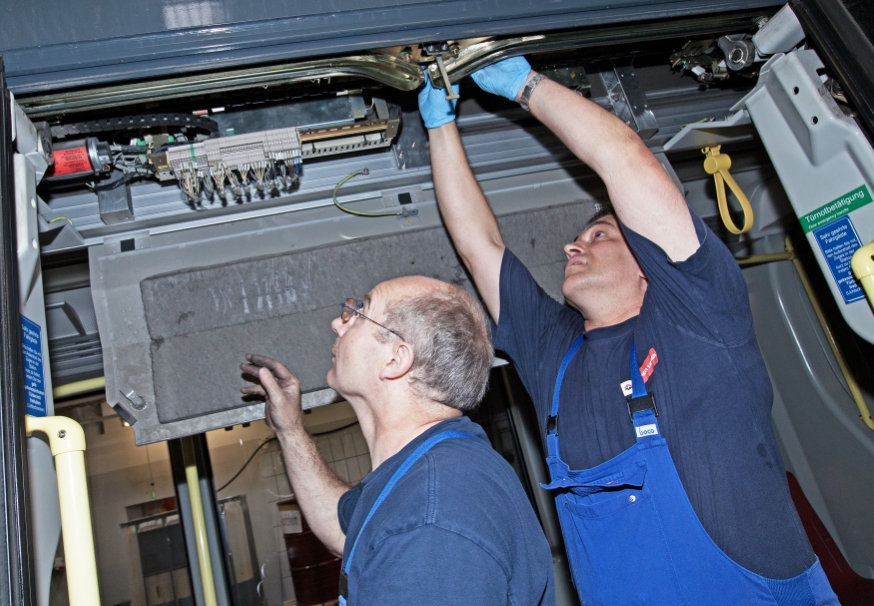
[280,509,303,534]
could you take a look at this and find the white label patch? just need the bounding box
[636,424,659,438]
[620,380,633,397]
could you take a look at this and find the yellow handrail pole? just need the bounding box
[52,376,105,400]
[735,252,795,266]
[181,437,219,606]
[786,237,874,430]
[25,415,100,606]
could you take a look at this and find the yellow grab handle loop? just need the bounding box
[702,145,754,235]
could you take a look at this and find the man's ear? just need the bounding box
[380,341,415,381]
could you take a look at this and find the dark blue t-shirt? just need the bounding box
[494,210,815,579]
[337,416,555,605]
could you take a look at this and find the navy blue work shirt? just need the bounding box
[338,416,555,605]
[493,209,815,579]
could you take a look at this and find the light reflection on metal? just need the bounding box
[19,11,764,118]
[20,54,423,118]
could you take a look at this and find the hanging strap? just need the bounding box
[627,341,660,438]
[628,340,648,399]
[546,335,585,457]
[339,429,474,603]
[702,145,754,235]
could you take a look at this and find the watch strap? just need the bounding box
[519,73,547,112]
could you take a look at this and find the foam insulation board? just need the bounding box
[141,230,470,423]
[91,200,596,444]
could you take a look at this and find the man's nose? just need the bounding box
[331,316,346,335]
[564,241,584,258]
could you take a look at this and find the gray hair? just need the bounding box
[376,283,492,411]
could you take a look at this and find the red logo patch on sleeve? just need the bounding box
[639,348,658,383]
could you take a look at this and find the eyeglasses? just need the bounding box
[341,298,405,341]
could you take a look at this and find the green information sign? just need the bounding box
[800,184,873,233]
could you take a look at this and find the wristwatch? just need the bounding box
[519,73,547,112]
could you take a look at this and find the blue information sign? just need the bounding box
[812,215,866,304]
[21,315,47,417]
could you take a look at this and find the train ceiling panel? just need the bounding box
[2,0,782,93]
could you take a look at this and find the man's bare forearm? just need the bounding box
[428,122,505,319]
[276,426,349,556]
[525,76,699,261]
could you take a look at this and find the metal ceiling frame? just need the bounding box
[4,1,782,95]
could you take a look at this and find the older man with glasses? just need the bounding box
[241,275,555,606]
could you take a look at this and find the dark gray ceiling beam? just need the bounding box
[3,0,781,94]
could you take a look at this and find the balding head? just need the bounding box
[376,276,493,411]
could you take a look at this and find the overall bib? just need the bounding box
[338,430,473,605]
[542,336,838,606]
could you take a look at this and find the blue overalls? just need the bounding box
[338,430,473,605]
[542,336,838,605]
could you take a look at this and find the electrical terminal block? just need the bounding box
[166,127,302,202]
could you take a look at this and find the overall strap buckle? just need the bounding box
[627,392,658,422]
[546,415,558,435]
[339,571,348,600]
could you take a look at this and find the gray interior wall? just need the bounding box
[746,261,874,578]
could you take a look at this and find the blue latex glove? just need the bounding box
[418,74,460,129]
[471,56,532,102]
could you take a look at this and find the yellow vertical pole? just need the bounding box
[851,242,874,307]
[25,415,100,606]
[787,237,874,430]
[181,436,219,606]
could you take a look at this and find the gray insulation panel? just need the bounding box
[93,196,596,444]
[141,204,589,422]
[140,229,470,423]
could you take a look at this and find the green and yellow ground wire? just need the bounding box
[332,169,399,217]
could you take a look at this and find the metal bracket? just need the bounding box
[602,62,658,140]
[663,109,754,153]
[97,174,134,225]
[381,185,424,209]
[102,231,152,255]
[718,35,756,71]
[397,206,420,228]
[120,387,147,411]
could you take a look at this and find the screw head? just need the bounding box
[58,430,67,439]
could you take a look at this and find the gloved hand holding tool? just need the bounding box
[417,75,460,129]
